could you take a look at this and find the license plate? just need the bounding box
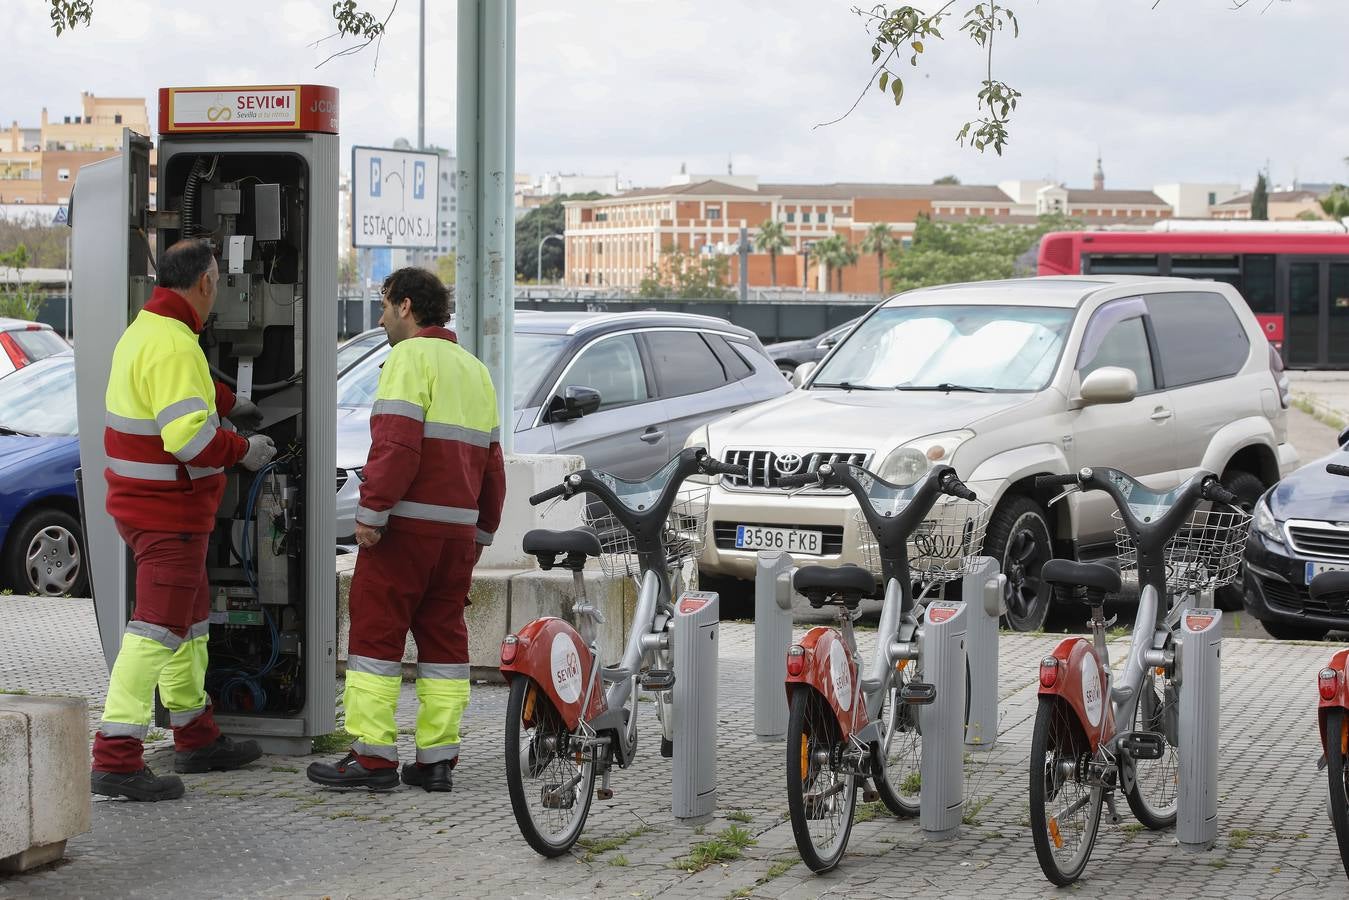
[1307,560,1349,582]
[735,525,823,555]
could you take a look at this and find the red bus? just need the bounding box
[1038,228,1349,369]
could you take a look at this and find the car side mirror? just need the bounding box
[791,361,817,389]
[818,335,837,350]
[1077,366,1137,407]
[548,385,602,422]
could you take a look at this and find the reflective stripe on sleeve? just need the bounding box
[105,412,161,435]
[172,415,221,462]
[107,459,179,481]
[371,398,426,422]
[187,465,223,480]
[155,397,209,430]
[423,422,493,447]
[346,654,403,677]
[389,500,478,525]
[355,505,390,527]
[475,529,494,546]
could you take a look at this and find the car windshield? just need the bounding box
[0,353,77,435]
[336,330,387,375]
[335,331,568,408]
[811,304,1073,392]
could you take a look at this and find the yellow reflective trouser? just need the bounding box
[100,622,212,738]
[344,657,469,764]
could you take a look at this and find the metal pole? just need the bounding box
[737,225,749,303]
[536,233,562,285]
[417,0,425,150]
[455,0,479,358]
[64,233,71,339]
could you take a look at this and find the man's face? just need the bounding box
[199,258,220,314]
[378,293,414,344]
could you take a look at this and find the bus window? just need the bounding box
[1083,254,1159,275]
[1241,254,1276,312]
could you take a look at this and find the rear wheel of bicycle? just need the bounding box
[1326,709,1349,879]
[786,687,857,873]
[505,676,596,857]
[1125,666,1179,829]
[1029,696,1102,886]
[872,666,922,817]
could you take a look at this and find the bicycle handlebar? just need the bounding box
[1200,477,1237,506]
[527,483,569,506]
[1036,472,1081,491]
[1329,463,1349,478]
[777,472,815,489]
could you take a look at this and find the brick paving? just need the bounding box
[2,595,1347,899]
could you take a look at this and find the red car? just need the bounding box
[0,318,69,379]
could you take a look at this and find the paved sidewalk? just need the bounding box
[2,597,1347,899]
[1289,371,1349,431]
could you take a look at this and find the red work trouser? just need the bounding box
[346,528,475,769]
[91,525,221,773]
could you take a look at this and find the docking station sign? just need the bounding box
[351,146,440,249]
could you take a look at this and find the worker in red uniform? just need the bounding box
[92,239,276,802]
[307,267,505,792]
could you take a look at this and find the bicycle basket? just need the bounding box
[581,485,710,579]
[855,498,991,583]
[1114,507,1252,594]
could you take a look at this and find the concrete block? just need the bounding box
[479,453,585,570]
[0,695,90,874]
[508,566,631,665]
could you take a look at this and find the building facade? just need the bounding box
[1210,189,1329,221]
[1,94,150,205]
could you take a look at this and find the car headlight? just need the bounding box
[1252,494,1282,544]
[877,430,975,485]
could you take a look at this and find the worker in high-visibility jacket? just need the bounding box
[307,267,505,792]
[91,240,277,802]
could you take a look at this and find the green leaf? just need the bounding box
[912,40,924,53]
[879,71,890,92]
[892,77,905,106]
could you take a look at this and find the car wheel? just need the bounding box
[1214,471,1265,612]
[3,508,88,597]
[986,495,1055,632]
[1259,619,1328,642]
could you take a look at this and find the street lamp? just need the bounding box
[537,233,564,284]
[801,240,817,292]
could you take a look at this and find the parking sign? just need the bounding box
[351,146,439,249]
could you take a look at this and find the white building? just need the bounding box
[1153,183,1243,219]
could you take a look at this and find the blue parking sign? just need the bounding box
[413,161,426,200]
[369,157,382,197]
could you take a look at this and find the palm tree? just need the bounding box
[754,219,789,286]
[813,235,858,293]
[860,222,898,297]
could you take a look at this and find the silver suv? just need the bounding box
[689,276,1298,630]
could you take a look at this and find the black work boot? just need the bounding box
[306,752,399,791]
[175,735,263,774]
[401,761,453,792]
[91,766,185,802]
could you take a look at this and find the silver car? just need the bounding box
[335,310,791,541]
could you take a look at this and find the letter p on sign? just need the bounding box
[370,157,382,197]
[413,161,426,200]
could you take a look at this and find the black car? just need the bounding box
[762,318,859,376]
[1244,426,1349,640]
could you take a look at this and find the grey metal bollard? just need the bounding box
[961,557,1004,752]
[672,590,720,825]
[1177,606,1222,851]
[754,551,797,742]
[918,599,967,840]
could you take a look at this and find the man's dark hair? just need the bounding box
[157,239,216,290]
[382,267,452,327]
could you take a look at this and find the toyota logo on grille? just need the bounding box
[775,453,804,475]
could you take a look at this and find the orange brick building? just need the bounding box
[562,176,1171,294]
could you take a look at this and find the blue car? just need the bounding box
[0,350,86,596]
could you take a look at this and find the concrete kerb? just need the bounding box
[0,694,90,874]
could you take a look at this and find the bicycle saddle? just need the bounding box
[1310,570,1349,602]
[1041,559,1121,596]
[793,564,876,600]
[523,528,602,569]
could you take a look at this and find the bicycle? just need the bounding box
[1028,466,1249,885]
[775,461,987,872]
[498,446,744,857]
[1313,461,1349,879]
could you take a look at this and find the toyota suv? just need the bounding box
[688,276,1298,630]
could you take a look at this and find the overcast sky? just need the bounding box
[6,0,1347,192]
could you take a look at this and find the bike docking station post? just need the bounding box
[672,590,719,825]
[754,550,798,742]
[918,599,968,840]
[1177,605,1223,851]
[960,557,1005,752]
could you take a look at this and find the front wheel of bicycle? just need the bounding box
[1029,696,1103,886]
[1326,709,1349,879]
[786,687,857,873]
[872,667,922,817]
[505,676,597,857]
[1125,666,1179,829]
